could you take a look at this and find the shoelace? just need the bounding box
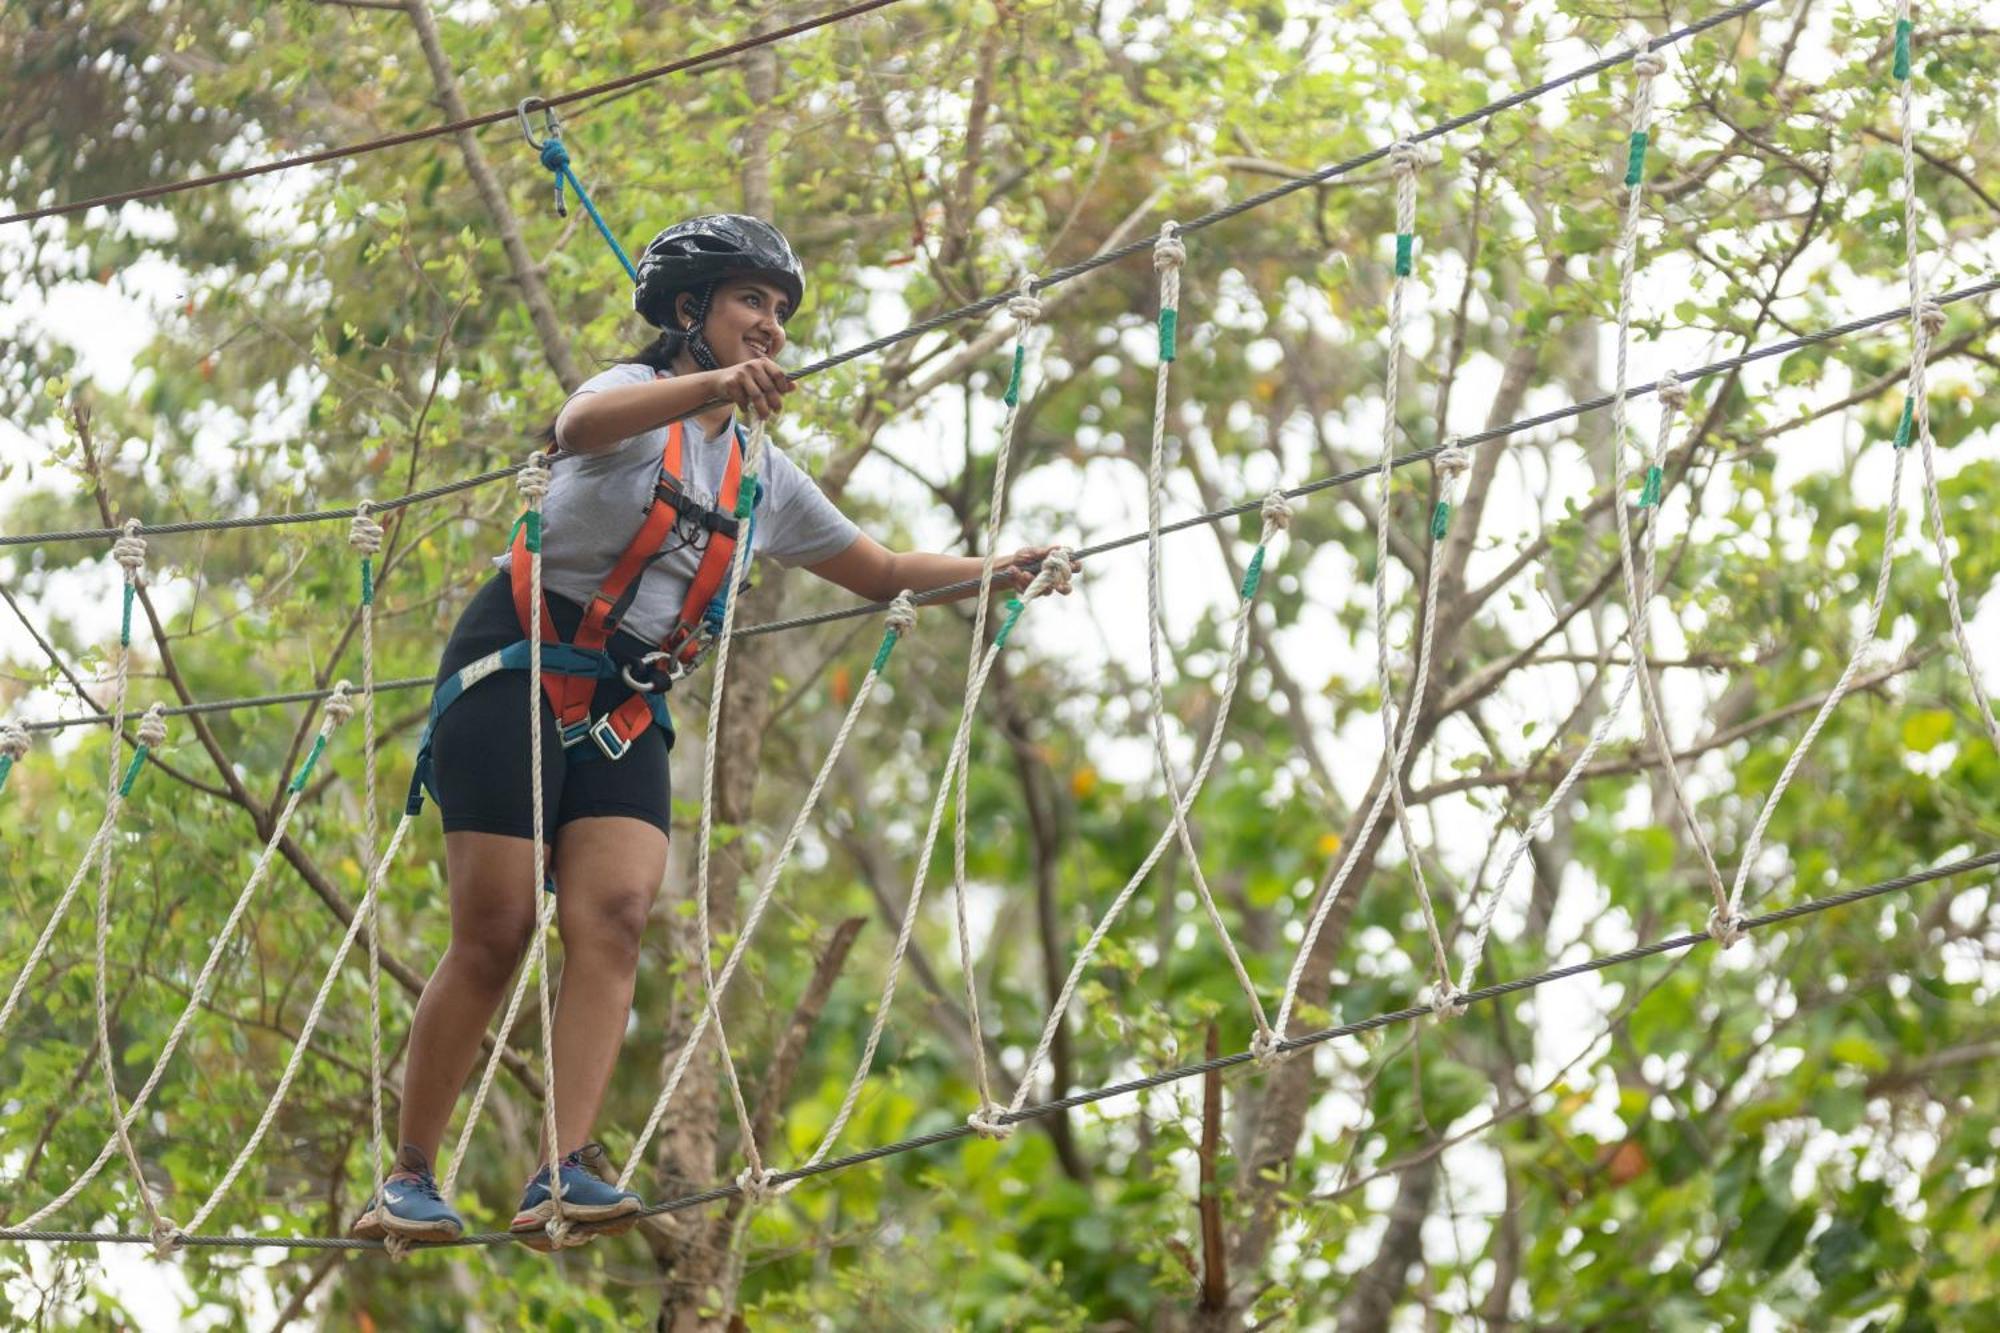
[392,1170,445,1202]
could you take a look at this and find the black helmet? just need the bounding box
[633,214,805,329]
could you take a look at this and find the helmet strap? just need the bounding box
[678,283,722,372]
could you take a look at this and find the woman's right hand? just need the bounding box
[707,358,793,418]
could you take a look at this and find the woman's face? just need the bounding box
[678,278,792,364]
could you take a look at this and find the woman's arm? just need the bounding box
[807,533,1072,603]
[558,360,793,455]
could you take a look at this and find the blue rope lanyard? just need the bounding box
[521,99,637,280]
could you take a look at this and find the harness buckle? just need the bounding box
[558,718,594,749]
[589,715,633,761]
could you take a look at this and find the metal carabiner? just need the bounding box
[619,651,676,694]
[517,98,569,217]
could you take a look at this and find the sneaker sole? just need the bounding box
[510,1197,641,1252]
[377,1213,465,1245]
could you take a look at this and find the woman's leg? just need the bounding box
[547,814,669,1156]
[395,830,541,1164]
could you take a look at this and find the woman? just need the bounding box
[353,214,1067,1249]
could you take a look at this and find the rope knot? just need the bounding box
[383,1233,415,1263]
[1007,273,1043,326]
[1388,139,1424,176]
[1656,370,1690,412]
[1706,907,1747,950]
[136,703,168,751]
[735,1165,788,1205]
[885,590,917,637]
[0,721,28,761]
[1428,982,1468,1020]
[543,1216,577,1249]
[348,505,384,556]
[1249,1028,1290,1068]
[322,681,355,730]
[538,139,571,174]
[1917,298,1947,338]
[1434,442,1472,484]
[149,1218,185,1260]
[966,1105,1014,1141]
[1259,490,1294,533]
[112,519,147,575]
[1152,223,1186,273]
[1029,546,1075,598]
[1633,50,1668,80]
[517,453,554,504]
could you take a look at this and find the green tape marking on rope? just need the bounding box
[118,746,150,798]
[1893,18,1912,81]
[1430,500,1452,540]
[510,511,542,554]
[288,734,329,795]
[1625,130,1650,187]
[993,596,1027,649]
[1003,344,1026,407]
[736,475,761,520]
[871,627,902,675]
[0,755,14,792]
[1239,545,1268,601]
[1394,233,1414,277]
[120,582,135,648]
[1158,307,1179,363]
[360,558,375,607]
[1894,394,1915,448]
[1639,465,1665,509]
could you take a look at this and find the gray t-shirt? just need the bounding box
[494,362,860,643]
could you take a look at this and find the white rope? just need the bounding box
[786,551,1073,1166]
[18,685,354,1236]
[1014,495,1292,1095]
[1141,222,1274,1044]
[349,503,390,1208]
[1895,7,2000,755]
[1455,50,1711,983]
[949,272,1044,1128]
[619,595,916,1192]
[177,813,416,1239]
[1275,145,1462,1037]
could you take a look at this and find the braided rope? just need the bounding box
[349,504,390,1205]
[617,417,770,1189]
[783,551,1073,1165]
[620,594,919,1194]
[1140,224,1274,1044]
[1894,8,2000,755]
[17,686,354,1234]
[1013,496,1292,1098]
[950,273,1044,1129]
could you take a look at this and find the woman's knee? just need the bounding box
[447,904,537,989]
[561,885,654,969]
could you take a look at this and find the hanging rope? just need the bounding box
[349,505,391,1214]
[950,274,1044,1132]
[1893,8,2000,755]
[1275,145,1464,1039]
[1141,223,1275,1048]
[1012,492,1292,1100]
[0,720,27,793]
[17,682,354,1236]
[520,101,639,281]
[623,592,920,1198]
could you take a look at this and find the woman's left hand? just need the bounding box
[999,544,1079,594]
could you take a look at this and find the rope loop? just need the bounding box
[1152,222,1186,273]
[538,138,571,174]
[966,1105,1014,1141]
[136,703,168,751]
[348,505,384,556]
[1632,50,1668,80]
[735,1165,789,1205]
[322,680,356,730]
[884,589,917,637]
[1259,490,1295,533]
[1028,546,1075,598]
[1388,139,1424,176]
[1706,907,1747,950]
[543,1216,577,1249]
[1007,273,1043,326]
[1433,442,1472,485]
[0,720,28,761]
[517,453,554,504]
[1428,982,1468,1020]
[1656,369,1690,412]
[383,1233,415,1263]
[149,1218,185,1260]
[1916,297,1946,339]
[111,519,147,574]
[1248,1028,1290,1069]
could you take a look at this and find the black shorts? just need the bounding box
[430,573,675,841]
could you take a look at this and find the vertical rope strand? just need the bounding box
[349,505,390,1206]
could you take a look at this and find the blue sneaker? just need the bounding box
[352,1151,463,1244]
[510,1143,642,1251]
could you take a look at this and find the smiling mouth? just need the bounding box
[745,338,771,356]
